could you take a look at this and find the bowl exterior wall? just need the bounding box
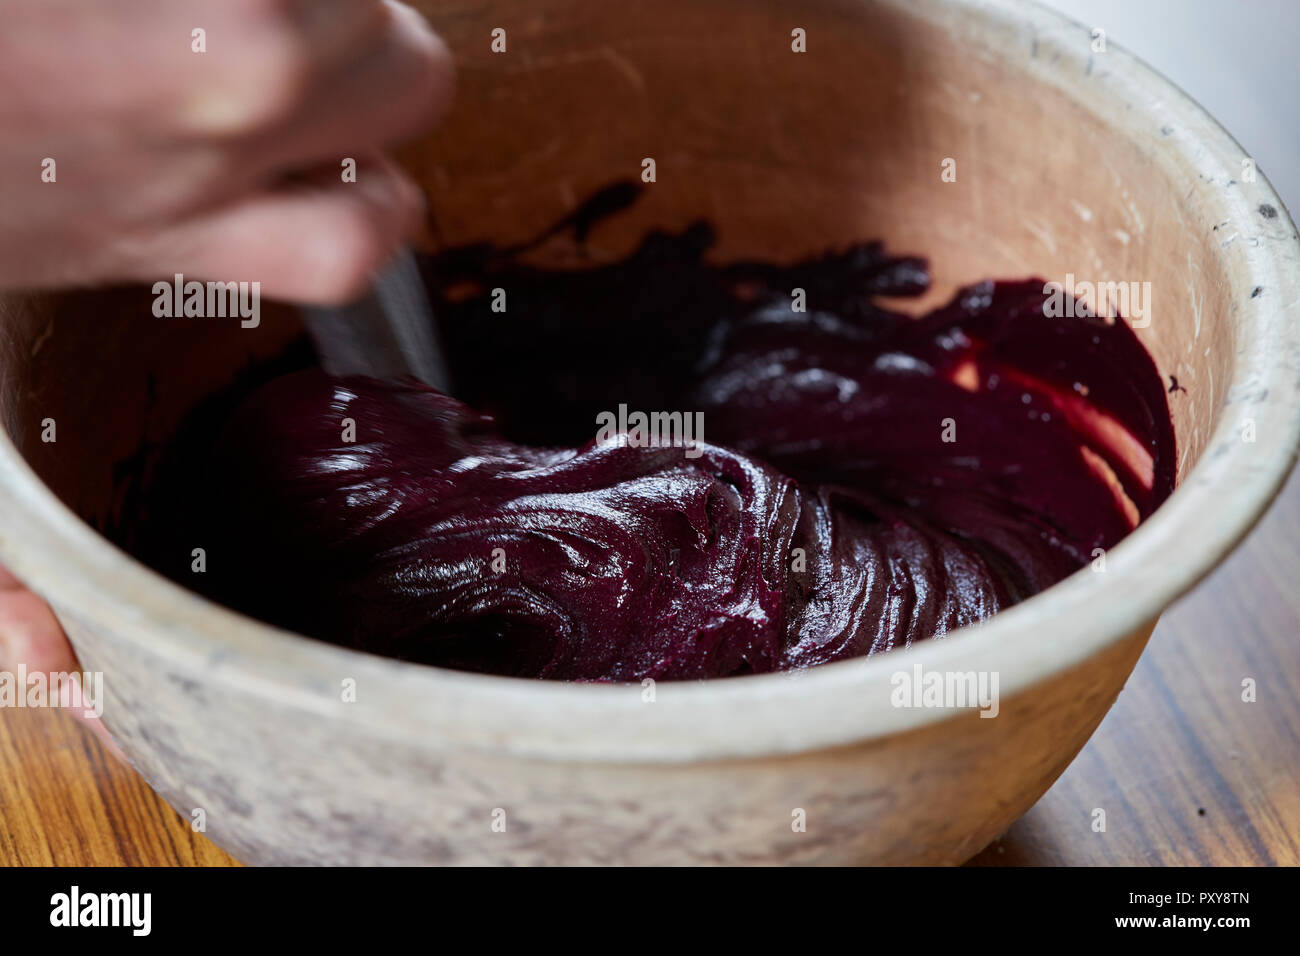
[58,602,1153,864]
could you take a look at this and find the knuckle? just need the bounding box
[237,33,313,130]
[378,39,456,143]
[186,9,313,135]
[409,17,456,101]
[414,31,457,123]
[382,6,456,132]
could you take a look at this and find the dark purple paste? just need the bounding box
[132,184,1175,681]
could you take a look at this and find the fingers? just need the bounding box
[112,154,425,303]
[0,588,76,675]
[174,0,395,138]
[0,576,126,762]
[128,1,453,299]
[245,1,456,171]
[6,0,380,128]
[175,0,454,152]
[287,0,393,72]
[0,1,455,297]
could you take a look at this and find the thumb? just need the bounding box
[0,570,126,763]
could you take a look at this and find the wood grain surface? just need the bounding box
[1,467,1296,867]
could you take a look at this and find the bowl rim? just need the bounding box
[1,0,1297,763]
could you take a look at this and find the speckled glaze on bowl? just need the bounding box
[1,0,1297,864]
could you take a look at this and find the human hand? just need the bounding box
[0,564,123,760]
[0,0,455,303]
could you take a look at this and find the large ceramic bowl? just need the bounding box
[1,0,1297,864]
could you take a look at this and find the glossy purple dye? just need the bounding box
[132,185,1175,681]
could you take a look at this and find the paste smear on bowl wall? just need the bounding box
[126,185,1176,681]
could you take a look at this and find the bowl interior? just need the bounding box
[5,0,1245,535]
[5,0,1298,756]
[5,0,1294,738]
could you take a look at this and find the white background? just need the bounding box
[1040,0,1299,213]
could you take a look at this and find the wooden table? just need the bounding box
[2,469,1297,867]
